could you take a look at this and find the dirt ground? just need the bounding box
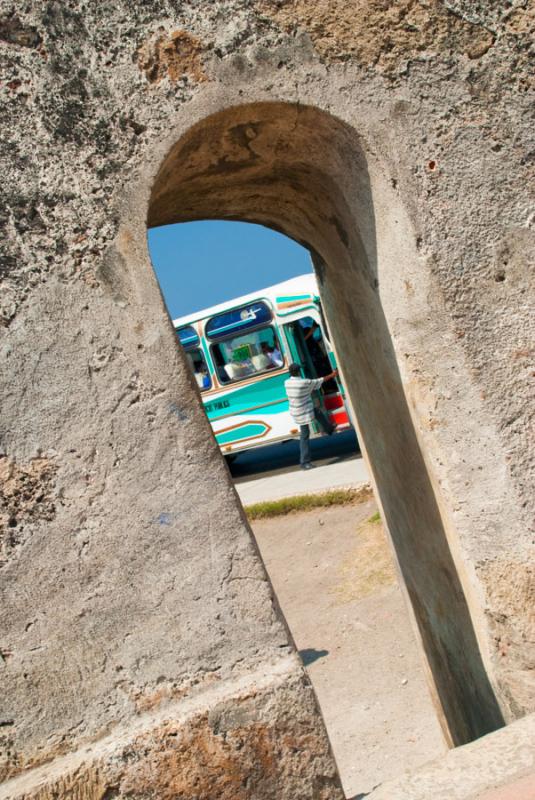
[251,497,447,799]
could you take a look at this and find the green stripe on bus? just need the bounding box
[216,422,270,446]
[204,373,289,420]
[275,294,311,302]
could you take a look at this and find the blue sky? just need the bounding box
[147,220,312,320]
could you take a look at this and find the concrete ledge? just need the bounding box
[365,712,535,800]
[0,656,344,800]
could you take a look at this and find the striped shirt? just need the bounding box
[285,376,324,425]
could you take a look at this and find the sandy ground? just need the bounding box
[251,497,447,799]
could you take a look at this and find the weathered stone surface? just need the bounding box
[0,457,57,565]
[0,0,533,795]
[1,660,343,800]
[136,29,207,85]
[257,0,497,71]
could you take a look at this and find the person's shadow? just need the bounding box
[299,648,329,666]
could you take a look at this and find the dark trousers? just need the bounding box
[299,408,335,465]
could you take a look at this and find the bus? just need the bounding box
[173,274,352,457]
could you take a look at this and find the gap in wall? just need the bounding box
[145,97,505,784]
[147,219,446,796]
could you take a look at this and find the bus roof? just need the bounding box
[172,273,318,329]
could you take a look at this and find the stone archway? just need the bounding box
[3,0,532,793]
[147,101,504,747]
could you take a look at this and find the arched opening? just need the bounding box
[148,218,361,480]
[147,102,504,749]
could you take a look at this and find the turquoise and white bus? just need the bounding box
[173,274,352,456]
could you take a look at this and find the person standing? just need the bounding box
[285,362,338,469]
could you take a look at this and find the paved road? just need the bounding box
[230,429,370,505]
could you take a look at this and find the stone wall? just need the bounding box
[1,1,533,797]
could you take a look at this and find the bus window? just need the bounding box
[186,348,212,391]
[177,325,200,348]
[211,326,284,384]
[205,302,272,339]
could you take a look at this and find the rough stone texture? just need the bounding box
[0,457,57,566]
[257,0,497,69]
[0,0,533,796]
[0,659,342,800]
[137,29,207,85]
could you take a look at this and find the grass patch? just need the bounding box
[245,485,372,520]
[333,513,396,604]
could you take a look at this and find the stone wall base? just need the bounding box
[1,657,343,800]
[367,712,535,800]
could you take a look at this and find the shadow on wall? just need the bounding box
[147,101,505,746]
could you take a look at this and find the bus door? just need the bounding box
[283,312,350,431]
[282,313,334,432]
[283,318,316,378]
